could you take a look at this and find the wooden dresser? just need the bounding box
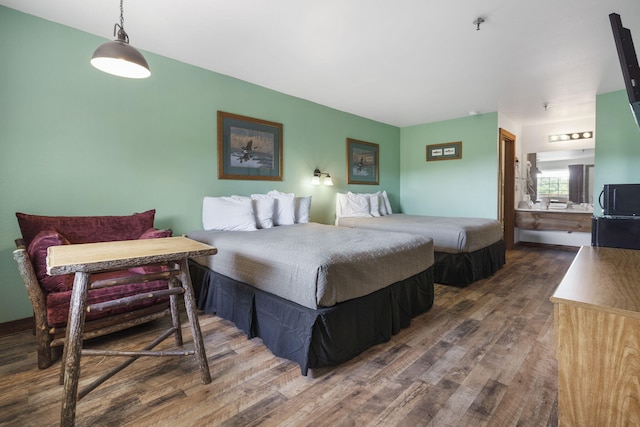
[551,246,640,426]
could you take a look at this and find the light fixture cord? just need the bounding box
[114,0,129,43]
[120,0,124,29]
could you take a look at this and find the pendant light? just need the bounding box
[90,0,151,79]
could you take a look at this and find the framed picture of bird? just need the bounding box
[347,138,379,185]
[217,111,283,180]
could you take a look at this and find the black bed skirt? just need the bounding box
[434,239,506,286]
[189,261,435,375]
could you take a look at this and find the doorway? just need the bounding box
[498,128,516,250]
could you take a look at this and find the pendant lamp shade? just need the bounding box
[90,0,150,79]
[91,40,150,79]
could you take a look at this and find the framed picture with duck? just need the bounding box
[217,111,283,180]
[347,138,379,185]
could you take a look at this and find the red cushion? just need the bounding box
[138,227,173,240]
[129,228,174,274]
[16,210,156,247]
[45,270,170,327]
[27,230,74,293]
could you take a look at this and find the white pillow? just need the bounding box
[368,192,382,217]
[295,196,312,223]
[346,192,381,216]
[202,196,257,231]
[376,192,387,216]
[267,190,296,225]
[336,193,347,220]
[343,192,373,217]
[236,195,274,229]
[253,197,275,228]
[250,193,274,226]
[381,190,393,215]
[337,192,356,218]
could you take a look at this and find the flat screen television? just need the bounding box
[610,13,640,127]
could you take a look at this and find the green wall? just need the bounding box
[594,90,640,216]
[0,6,400,323]
[399,113,499,218]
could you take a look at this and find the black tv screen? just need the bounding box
[610,13,640,127]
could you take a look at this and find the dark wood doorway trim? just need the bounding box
[499,128,516,250]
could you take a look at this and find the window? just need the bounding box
[537,172,569,200]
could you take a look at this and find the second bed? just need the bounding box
[335,193,505,286]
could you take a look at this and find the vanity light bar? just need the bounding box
[548,131,594,143]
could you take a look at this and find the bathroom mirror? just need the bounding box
[526,148,595,205]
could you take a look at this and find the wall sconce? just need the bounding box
[312,168,333,186]
[548,131,593,143]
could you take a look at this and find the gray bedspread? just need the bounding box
[187,223,434,310]
[336,214,503,253]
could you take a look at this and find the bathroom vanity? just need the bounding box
[517,139,595,247]
[515,208,593,233]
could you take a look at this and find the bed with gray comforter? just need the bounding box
[336,214,505,286]
[187,223,435,375]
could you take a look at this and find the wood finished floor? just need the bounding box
[0,246,576,427]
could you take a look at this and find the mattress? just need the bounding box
[187,222,434,310]
[336,214,503,253]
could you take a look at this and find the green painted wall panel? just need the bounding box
[400,114,499,218]
[594,90,640,216]
[0,7,399,322]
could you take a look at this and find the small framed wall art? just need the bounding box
[426,141,462,161]
[217,111,283,180]
[347,138,379,185]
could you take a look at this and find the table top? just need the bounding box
[47,236,217,275]
[550,245,640,319]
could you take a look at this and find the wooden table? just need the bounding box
[551,245,640,426]
[47,236,217,427]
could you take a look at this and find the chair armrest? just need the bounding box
[13,246,49,332]
[15,238,26,250]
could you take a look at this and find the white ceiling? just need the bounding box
[2,0,640,127]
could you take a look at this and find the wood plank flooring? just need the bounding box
[0,246,576,426]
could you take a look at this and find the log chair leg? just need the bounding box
[177,258,211,384]
[52,345,63,363]
[60,272,90,427]
[36,327,54,370]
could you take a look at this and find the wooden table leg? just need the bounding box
[168,275,184,347]
[177,258,211,384]
[60,272,90,427]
